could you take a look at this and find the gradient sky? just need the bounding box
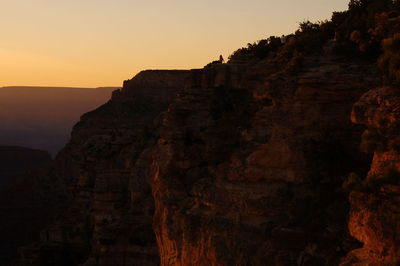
[0,0,349,87]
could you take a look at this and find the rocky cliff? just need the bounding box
[13,1,400,265]
[18,70,190,266]
[149,55,379,265]
[17,55,386,265]
[341,87,400,265]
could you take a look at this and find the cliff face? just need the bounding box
[149,56,379,265]
[341,87,400,265]
[17,52,392,265]
[16,50,400,265]
[18,70,190,266]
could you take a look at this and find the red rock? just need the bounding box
[342,87,400,265]
[150,57,379,265]
[18,70,189,266]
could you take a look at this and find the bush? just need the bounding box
[228,36,283,63]
[226,0,400,67]
[292,20,334,53]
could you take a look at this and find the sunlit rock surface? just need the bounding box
[341,87,400,265]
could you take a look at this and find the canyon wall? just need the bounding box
[2,1,399,265]
[341,87,400,265]
[18,52,397,265]
[18,70,190,266]
[14,40,400,266]
[149,56,379,265]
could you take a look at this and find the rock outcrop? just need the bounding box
[341,87,400,265]
[18,70,190,266]
[15,53,400,266]
[12,4,400,263]
[3,1,400,264]
[149,56,379,265]
[17,51,396,265]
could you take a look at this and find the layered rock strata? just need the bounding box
[17,55,397,266]
[18,70,189,266]
[149,56,379,265]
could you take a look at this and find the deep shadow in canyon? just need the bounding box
[2,0,400,265]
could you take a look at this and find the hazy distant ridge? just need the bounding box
[0,86,119,155]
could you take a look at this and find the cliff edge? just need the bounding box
[13,1,400,265]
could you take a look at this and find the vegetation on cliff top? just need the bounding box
[229,0,400,85]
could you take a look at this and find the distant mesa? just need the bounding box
[0,86,118,156]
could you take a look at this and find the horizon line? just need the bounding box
[0,85,121,89]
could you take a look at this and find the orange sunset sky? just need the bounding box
[1,0,349,87]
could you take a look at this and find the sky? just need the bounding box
[0,0,349,87]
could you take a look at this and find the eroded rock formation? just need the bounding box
[341,87,400,265]
[14,52,400,265]
[19,46,400,265]
[18,70,189,266]
[149,56,379,265]
[12,4,400,263]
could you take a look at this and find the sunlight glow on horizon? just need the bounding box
[0,0,349,87]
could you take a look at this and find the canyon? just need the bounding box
[0,146,51,265]
[0,86,117,155]
[0,146,50,191]
[14,55,399,265]
[3,1,400,265]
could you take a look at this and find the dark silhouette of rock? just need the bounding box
[17,58,380,265]
[0,146,51,265]
[18,70,190,266]
[149,58,378,266]
[11,1,400,265]
[0,146,51,191]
